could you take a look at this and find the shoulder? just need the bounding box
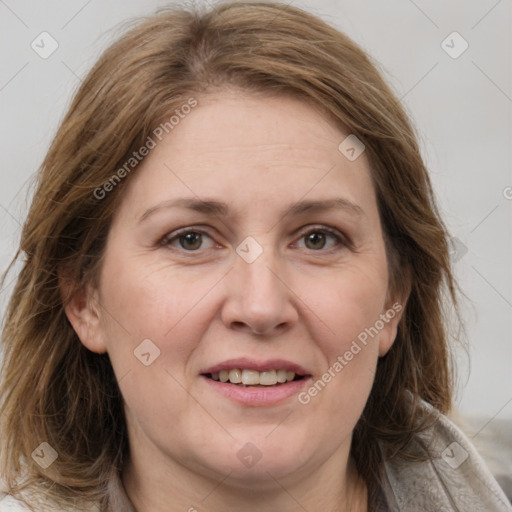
[0,489,99,512]
[0,494,33,511]
[380,398,512,511]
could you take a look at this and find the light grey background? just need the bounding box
[1,0,511,426]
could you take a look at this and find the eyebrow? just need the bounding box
[138,197,365,223]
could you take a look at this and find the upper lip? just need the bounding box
[201,358,310,376]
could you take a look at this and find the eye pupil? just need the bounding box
[305,232,326,250]
[180,232,202,250]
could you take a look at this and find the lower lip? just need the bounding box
[201,375,311,406]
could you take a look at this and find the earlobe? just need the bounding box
[378,299,407,357]
[379,265,411,357]
[61,278,108,354]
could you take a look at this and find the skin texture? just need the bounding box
[65,90,406,512]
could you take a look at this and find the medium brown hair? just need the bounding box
[0,1,461,509]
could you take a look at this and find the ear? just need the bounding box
[60,272,107,354]
[378,279,411,357]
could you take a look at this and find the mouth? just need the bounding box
[203,369,307,387]
[200,358,311,405]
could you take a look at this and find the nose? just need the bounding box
[220,245,298,337]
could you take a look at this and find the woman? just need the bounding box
[0,2,510,511]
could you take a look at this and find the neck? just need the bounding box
[122,443,367,512]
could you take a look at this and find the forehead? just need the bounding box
[164,91,348,164]
[116,91,378,224]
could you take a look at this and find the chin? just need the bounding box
[189,435,313,487]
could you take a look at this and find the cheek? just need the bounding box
[97,251,222,370]
[295,261,387,414]
[305,262,388,355]
[96,255,215,432]
[335,273,386,343]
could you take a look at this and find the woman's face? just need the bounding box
[71,90,404,489]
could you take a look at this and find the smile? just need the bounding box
[207,368,304,386]
[200,358,312,405]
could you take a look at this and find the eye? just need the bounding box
[295,227,346,251]
[161,229,216,251]
[160,226,348,254]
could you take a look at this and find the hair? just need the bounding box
[0,1,462,509]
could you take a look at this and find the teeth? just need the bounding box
[241,369,260,385]
[276,369,287,383]
[229,369,242,384]
[209,369,298,386]
[259,370,277,386]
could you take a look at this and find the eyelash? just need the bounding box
[159,225,349,255]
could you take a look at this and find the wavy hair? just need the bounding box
[0,1,461,509]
